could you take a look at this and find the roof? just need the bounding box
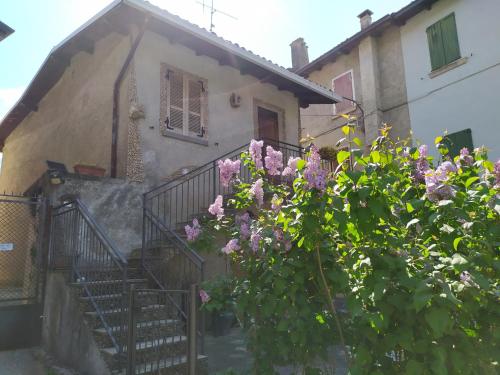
[296,0,439,76]
[0,0,341,149]
[0,21,14,42]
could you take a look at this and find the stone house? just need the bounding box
[294,0,500,159]
[0,1,339,373]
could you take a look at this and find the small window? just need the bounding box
[160,64,207,138]
[332,70,355,115]
[443,128,473,158]
[426,13,461,71]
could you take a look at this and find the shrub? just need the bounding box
[197,126,500,374]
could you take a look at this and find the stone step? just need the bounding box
[72,278,148,287]
[85,303,166,318]
[93,319,180,336]
[133,354,208,375]
[101,335,187,357]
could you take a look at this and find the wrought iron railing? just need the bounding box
[49,199,128,358]
[126,285,201,375]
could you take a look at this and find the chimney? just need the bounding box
[358,9,373,30]
[290,38,309,70]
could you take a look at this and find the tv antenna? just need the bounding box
[196,0,237,32]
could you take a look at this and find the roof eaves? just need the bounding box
[123,0,341,103]
[0,21,15,42]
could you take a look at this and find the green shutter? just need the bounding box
[427,22,446,71]
[440,13,461,64]
[443,129,473,158]
[427,13,461,70]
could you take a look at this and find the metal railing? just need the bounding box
[49,199,128,358]
[127,285,200,375]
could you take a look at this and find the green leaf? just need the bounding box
[438,200,453,206]
[451,253,467,265]
[453,237,462,250]
[406,202,414,213]
[341,125,350,135]
[425,307,451,338]
[406,218,420,228]
[371,150,381,163]
[434,136,443,145]
[296,159,306,171]
[440,224,454,233]
[297,236,305,248]
[337,150,350,164]
[465,176,479,188]
[353,137,363,147]
[406,360,425,375]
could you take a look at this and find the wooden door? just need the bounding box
[257,107,279,144]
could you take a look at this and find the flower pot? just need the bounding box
[73,164,106,177]
[212,311,234,337]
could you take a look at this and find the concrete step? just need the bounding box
[101,335,187,357]
[72,278,148,287]
[84,303,166,318]
[93,319,180,336]
[134,354,208,375]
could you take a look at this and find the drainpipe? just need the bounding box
[110,17,149,178]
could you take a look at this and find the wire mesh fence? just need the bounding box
[0,194,43,305]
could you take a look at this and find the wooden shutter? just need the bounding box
[168,70,184,131]
[443,128,473,158]
[332,71,354,114]
[441,13,460,65]
[187,79,202,135]
[427,13,460,71]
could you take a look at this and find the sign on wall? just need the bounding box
[0,243,14,251]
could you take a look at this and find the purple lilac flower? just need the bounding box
[184,218,201,242]
[240,223,251,240]
[250,232,261,253]
[282,157,301,177]
[235,212,250,224]
[413,144,430,182]
[199,289,210,303]
[249,139,264,169]
[274,228,284,242]
[250,178,264,206]
[218,158,241,187]
[457,147,474,168]
[264,146,283,176]
[208,195,224,220]
[284,240,292,252]
[304,145,327,191]
[222,239,240,254]
[424,164,456,202]
[460,271,471,283]
[419,144,428,158]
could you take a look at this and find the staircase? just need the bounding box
[48,140,305,374]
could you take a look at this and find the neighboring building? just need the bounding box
[0,21,14,42]
[295,0,500,159]
[400,0,500,158]
[0,0,338,194]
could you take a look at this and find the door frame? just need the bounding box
[253,98,286,142]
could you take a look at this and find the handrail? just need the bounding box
[144,138,303,199]
[144,207,205,266]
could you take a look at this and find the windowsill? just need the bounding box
[332,106,357,120]
[161,129,209,146]
[429,56,468,79]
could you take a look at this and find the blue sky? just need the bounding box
[0,0,410,119]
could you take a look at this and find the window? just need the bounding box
[160,64,207,138]
[426,13,461,71]
[332,70,355,115]
[443,128,473,158]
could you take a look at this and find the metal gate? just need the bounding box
[0,194,46,350]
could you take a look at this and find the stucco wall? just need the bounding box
[401,0,500,158]
[300,26,410,149]
[134,30,300,185]
[0,32,132,194]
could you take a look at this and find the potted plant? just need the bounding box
[318,146,338,171]
[200,276,236,336]
[73,163,106,177]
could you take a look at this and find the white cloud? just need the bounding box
[0,86,25,120]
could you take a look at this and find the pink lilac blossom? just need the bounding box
[240,223,251,240]
[222,239,240,254]
[184,218,201,242]
[304,145,327,191]
[457,148,474,168]
[199,289,210,303]
[249,140,264,169]
[208,195,224,220]
[424,163,457,201]
[235,212,250,224]
[218,158,241,187]
[282,156,301,177]
[250,179,264,206]
[264,146,283,176]
[250,232,261,253]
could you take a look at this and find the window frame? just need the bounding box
[426,12,461,72]
[331,69,356,115]
[160,63,208,141]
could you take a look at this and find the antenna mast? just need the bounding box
[197,0,237,32]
